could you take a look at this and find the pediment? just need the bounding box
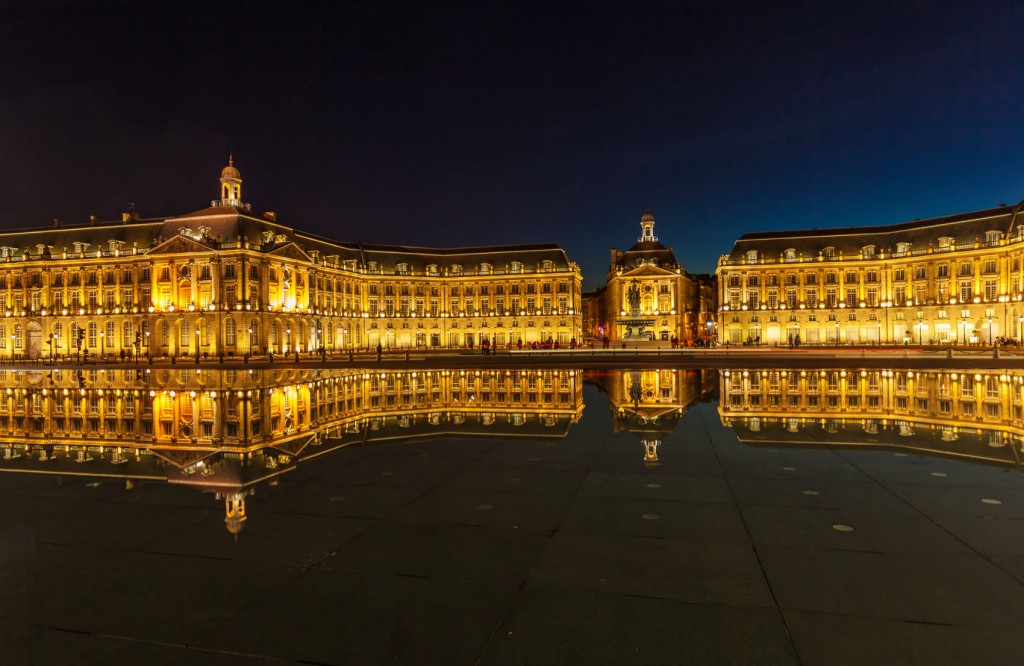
[150,448,214,469]
[147,234,215,255]
[267,242,313,263]
[619,264,677,278]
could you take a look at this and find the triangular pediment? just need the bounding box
[267,242,312,263]
[150,448,215,469]
[619,264,678,278]
[147,234,215,255]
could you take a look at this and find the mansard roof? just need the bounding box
[725,202,1024,264]
[0,205,577,272]
[615,238,680,268]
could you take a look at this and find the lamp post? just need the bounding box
[1019,315,1023,342]
[195,327,201,364]
[988,316,993,346]
[834,321,839,345]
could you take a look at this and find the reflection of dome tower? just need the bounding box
[219,155,243,205]
[639,209,656,243]
[641,439,661,467]
[224,491,247,541]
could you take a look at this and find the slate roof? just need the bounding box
[0,205,577,271]
[724,202,1024,264]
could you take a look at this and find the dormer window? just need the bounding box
[479,262,491,275]
[986,230,1001,244]
[426,264,439,276]
[510,261,523,274]
[823,247,836,260]
[784,248,797,262]
[396,262,409,275]
[938,236,954,250]
[746,250,758,263]
[895,242,911,256]
[450,264,463,276]
[862,245,875,259]
[367,261,378,272]
[541,260,554,271]
[649,258,658,267]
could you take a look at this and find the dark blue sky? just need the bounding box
[1,0,1022,288]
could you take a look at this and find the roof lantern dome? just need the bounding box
[218,154,243,206]
[639,209,657,243]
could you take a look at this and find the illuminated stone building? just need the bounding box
[586,211,714,343]
[0,366,584,534]
[592,368,715,463]
[0,159,583,359]
[716,203,1024,346]
[719,367,1024,468]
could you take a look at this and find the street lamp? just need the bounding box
[988,316,993,346]
[195,327,201,364]
[1019,315,1023,342]
[834,321,839,345]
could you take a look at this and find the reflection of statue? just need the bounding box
[627,279,641,312]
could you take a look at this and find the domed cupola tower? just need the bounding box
[639,209,657,243]
[219,155,243,205]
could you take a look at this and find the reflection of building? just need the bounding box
[592,368,715,463]
[585,211,715,343]
[0,367,585,535]
[0,158,583,360]
[718,368,1024,469]
[717,203,1024,346]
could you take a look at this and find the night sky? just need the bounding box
[2,1,1023,288]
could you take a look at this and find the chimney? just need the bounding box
[53,218,61,227]
[263,211,277,222]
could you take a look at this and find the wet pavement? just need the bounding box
[1,370,1023,665]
